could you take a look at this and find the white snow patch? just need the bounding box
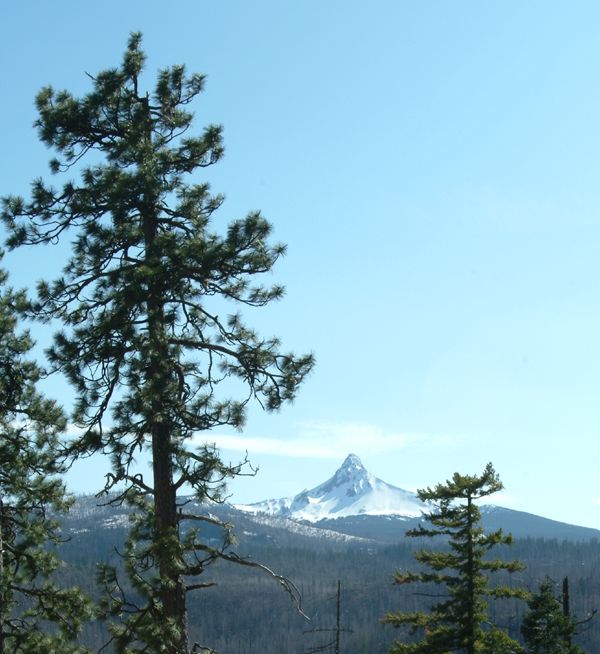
[237,454,426,523]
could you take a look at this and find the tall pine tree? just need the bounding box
[383,463,526,654]
[0,263,90,653]
[2,34,314,653]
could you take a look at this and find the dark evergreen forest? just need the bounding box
[56,513,600,653]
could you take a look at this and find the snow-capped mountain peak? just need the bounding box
[332,453,368,484]
[236,454,425,523]
[307,453,370,498]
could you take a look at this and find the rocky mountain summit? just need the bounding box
[236,453,425,522]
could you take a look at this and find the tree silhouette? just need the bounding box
[383,463,526,654]
[2,33,313,653]
[0,264,91,653]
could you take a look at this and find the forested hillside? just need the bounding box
[56,505,600,653]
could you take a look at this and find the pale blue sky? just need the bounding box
[3,1,600,528]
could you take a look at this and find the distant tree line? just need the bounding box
[40,491,599,654]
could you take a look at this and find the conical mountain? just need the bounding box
[237,454,425,522]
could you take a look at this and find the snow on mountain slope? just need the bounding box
[239,497,292,516]
[246,513,374,543]
[236,454,425,522]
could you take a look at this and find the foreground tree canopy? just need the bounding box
[2,33,314,653]
[0,264,90,653]
[383,463,527,654]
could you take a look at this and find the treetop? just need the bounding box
[417,461,502,503]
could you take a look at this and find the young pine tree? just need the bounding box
[383,463,526,654]
[2,34,314,653]
[521,578,585,654]
[0,265,90,653]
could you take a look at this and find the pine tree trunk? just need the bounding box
[0,497,4,654]
[335,580,341,654]
[143,173,188,652]
[562,576,570,617]
[466,494,475,654]
[562,577,572,647]
[147,309,189,653]
[152,421,188,652]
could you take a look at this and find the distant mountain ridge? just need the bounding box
[65,455,600,545]
[236,453,426,522]
[234,454,600,542]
